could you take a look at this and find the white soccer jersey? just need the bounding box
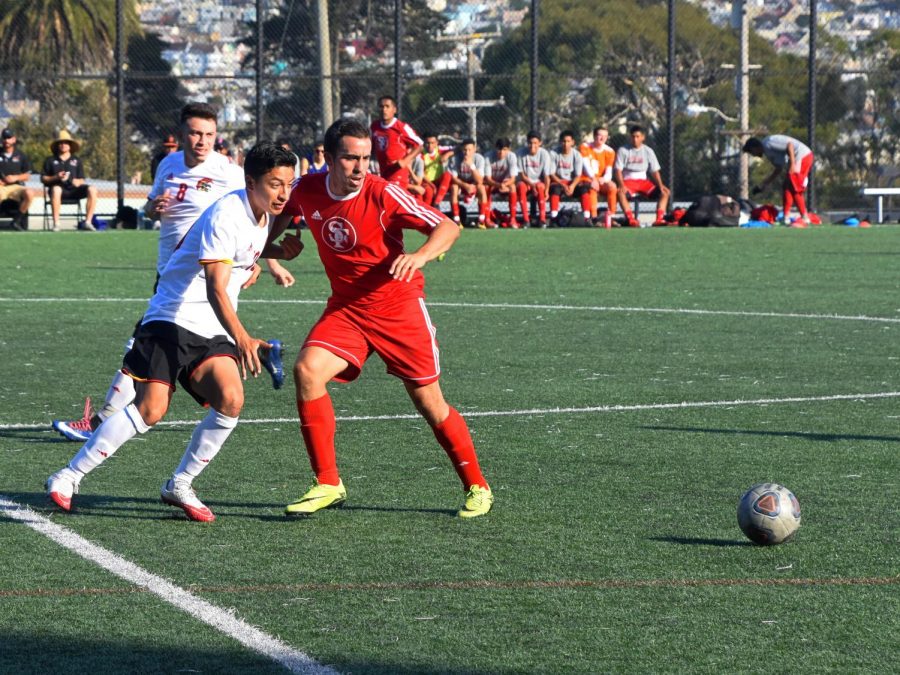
[142,190,269,340]
[148,150,246,274]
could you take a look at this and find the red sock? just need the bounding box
[507,192,517,220]
[431,407,488,490]
[550,192,560,214]
[656,208,664,222]
[434,172,452,204]
[451,200,460,218]
[297,393,339,485]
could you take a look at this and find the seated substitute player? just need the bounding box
[579,125,618,228]
[448,138,491,228]
[52,102,288,443]
[274,117,493,519]
[516,131,552,228]
[742,135,814,227]
[418,133,454,207]
[614,124,670,227]
[370,95,423,188]
[46,142,302,522]
[485,137,519,227]
[41,130,99,231]
[0,128,36,231]
[549,130,589,226]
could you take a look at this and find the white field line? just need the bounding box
[1,296,899,323]
[0,497,337,675]
[4,391,900,432]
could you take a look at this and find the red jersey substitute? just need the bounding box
[370,118,423,185]
[285,172,443,306]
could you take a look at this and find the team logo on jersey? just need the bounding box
[312,210,322,221]
[196,177,214,192]
[321,217,357,253]
[376,136,388,151]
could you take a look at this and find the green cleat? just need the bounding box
[458,484,493,519]
[285,479,346,516]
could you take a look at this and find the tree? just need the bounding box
[0,0,139,74]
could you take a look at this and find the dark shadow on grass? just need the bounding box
[642,425,900,443]
[650,536,750,547]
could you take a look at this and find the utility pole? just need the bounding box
[807,0,817,209]
[530,0,539,133]
[255,0,264,141]
[115,0,125,211]
[736,0,750,199]
[394,0,403,114]
[317,0,334,131]
[666,0,676,207]
[435,30,502,141]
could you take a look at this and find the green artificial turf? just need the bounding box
[1,226,897,673]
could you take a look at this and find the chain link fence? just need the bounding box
[1,0,897,217]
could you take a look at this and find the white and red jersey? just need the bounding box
[284,172,444,306]
[142,190,268,340]
[148,150,245,274]
[370,118,423,174]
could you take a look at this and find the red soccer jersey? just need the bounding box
[370,118,423,174]
[285,172,444,305]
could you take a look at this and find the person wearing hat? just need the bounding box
[0,128,36,231]
[41,129,99,231]
[150,133,179,181]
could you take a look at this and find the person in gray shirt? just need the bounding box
[614,124,671,226]
[549,130,592,226]
[448,138,490,228]
[516,131,552,227]
[485,137,520,227]
[743,135,814,226]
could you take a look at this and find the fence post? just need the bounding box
[394,0,403,115]
[807,0,817,210]
[116,0,125,210]
[529,0,539,133]
[255,0,264,142]
[667,0,676,208]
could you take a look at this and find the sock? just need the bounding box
[783,189,794,221]
[431,407,488,490]
[656,208,664,222]
[507,192,517,220]
[98,370,136,422]
[298,393,339,485]
[434,173,452,204]
[536,185,547,221]
[69,403,151,477]
[172,408,238,484]
[550,193,560,214]
[795,193,807,217]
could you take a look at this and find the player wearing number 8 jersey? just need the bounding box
[52,103,287,443]
[275,118,493,518]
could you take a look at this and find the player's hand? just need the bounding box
[241,263,262,289]
[153,189,172,217]
[236,335,268,380]
[389,252,428,283]
[280,233,304,260]
[751,185,762,196]
[272,267,295,287]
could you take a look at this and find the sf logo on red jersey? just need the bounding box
[322,217,357,252]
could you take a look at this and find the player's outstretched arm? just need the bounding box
[389,218,460,283]
[204,261,268,379]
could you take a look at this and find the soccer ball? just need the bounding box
[737,483,801,545]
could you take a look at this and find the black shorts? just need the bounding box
[122,321,238,406]
[60,184,90,201]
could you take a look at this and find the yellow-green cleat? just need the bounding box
[285,479,346,516]
[458,484,493,519]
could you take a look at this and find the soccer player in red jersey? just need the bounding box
[276,118,493,519]
[370,95,423,189]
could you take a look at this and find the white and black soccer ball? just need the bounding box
[737,483,801,545]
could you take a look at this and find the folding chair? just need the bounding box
[43,186,84,230]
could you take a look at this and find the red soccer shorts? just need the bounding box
[622,178,659,198]
[303,297,441,385]
[784,153,813,194]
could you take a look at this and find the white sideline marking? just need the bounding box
[4,391,899,432]
[1,296,899,323]
[0,497,336,675]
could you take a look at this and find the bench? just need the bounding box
[861,187,900,224]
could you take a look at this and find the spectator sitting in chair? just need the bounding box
[516,131,552,228]
[614,124,670,227]
[0,128,36,231]
[579,125,618,228]
[41,130,99,232]
[549,130,589,227]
